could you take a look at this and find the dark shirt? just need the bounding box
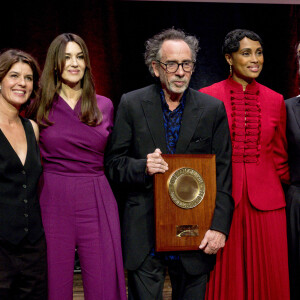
[161,89,186,154]
[150,89,186,260]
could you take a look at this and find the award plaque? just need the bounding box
[154,154,216,252]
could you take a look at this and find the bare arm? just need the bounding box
[29,119,39,142]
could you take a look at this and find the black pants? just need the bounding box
[128,254,208,300]
[0,235,47,300]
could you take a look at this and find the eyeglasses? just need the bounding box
[156,60,195,73]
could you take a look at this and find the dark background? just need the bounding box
[2,0,299,106]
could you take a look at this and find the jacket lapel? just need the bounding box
[292,96,300,130]
[141,85,167,153]
[176,89,204,153]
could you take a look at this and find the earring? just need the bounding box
[0,85,2,91]
[229,65,232,76]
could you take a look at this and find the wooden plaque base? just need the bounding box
[154,154,216,252]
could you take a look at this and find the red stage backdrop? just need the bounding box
[1,0,299,103]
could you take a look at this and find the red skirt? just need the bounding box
[205,174,290,300]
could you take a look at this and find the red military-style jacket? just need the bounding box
[200,77,289,211]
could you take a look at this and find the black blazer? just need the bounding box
[286,96,300,185]
[105,84,234,275]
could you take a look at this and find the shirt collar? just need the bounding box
[159,89,187,111]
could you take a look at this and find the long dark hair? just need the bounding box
[0,49,40,111]
[30,33,102,127]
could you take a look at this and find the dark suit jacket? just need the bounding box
[285,96,300,300]
[105,84,234,275]
[286,96,300,185]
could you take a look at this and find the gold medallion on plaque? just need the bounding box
[167,168,205,209]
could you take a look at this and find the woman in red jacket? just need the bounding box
[199,29,290,300]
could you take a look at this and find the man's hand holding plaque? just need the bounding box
[199,229,226,255]
[146,148,168,175]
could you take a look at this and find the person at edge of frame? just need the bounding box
[0,49,47,300]
[285,41,300,300]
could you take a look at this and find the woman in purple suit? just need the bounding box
[30,33,126,300]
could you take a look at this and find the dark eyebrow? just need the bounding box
[8,71,33,77]
[240,47,263,52]
[65,52,84,55]
[7,71,20,76]
[165,60,192,63]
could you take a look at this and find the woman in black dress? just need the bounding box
[0,49,47,300]
[285,41,300,300]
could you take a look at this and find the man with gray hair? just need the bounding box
[105,28,234,300]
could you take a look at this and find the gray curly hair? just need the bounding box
[144,28,199,77]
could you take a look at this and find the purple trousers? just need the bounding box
[39,173,126,300]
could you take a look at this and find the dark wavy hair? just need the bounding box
[0,49,40,111]
[222,29,263,55]
[29,33,102,127]
[144,28,199,77]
